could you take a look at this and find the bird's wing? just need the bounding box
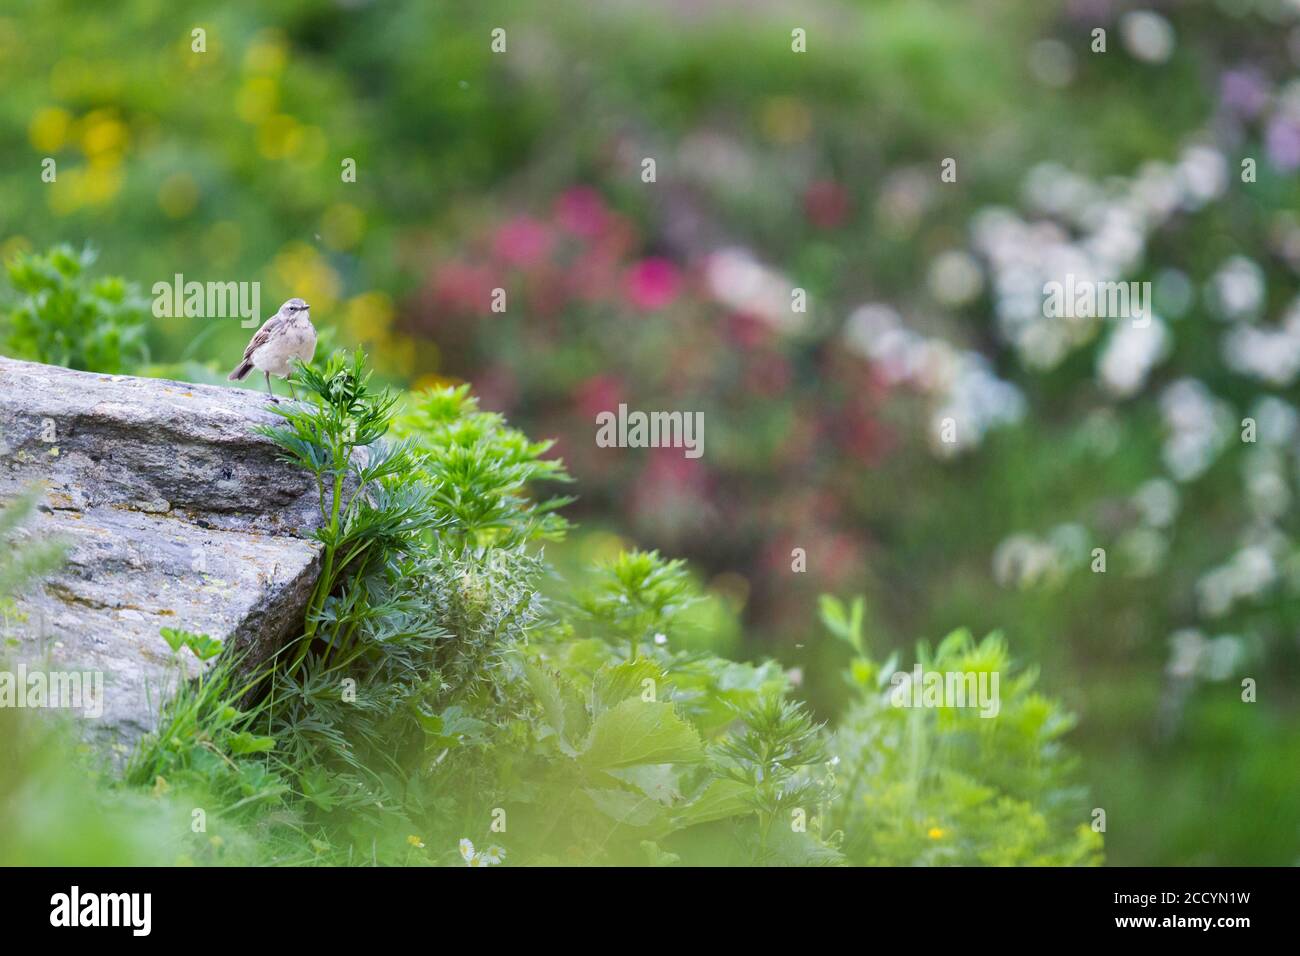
[240,314,283,362]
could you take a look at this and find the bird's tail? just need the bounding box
[228,361,253,381]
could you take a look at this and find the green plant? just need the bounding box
[395,384,573,549]
[1,245,148,374]
[102,350,1101,868]
[821,596,1103,866]
[577,549,699,661]
[714,693,840,864]
[231,355,574,862]
[258,350,442,668]
[125,636,286,817]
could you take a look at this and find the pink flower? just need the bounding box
[629,448,710,532]
[429,259,496,315]
[725,312,771,350]
[474,365,520,413]
[568,246,621,303]
[492,217,553,268]
[526,266,569,317]
[574,374,624,419]
[555,187,609,239]
[624,257,682,311]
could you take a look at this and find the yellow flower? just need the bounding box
[257,114,302,159]
[343,291,392,342]
[244,31,288,75]
[272,242,340,313]
[29,107,71,152]
[80,111,127,160]
[406,835,425,848]
[927,827,946,840]
[236,77,279,124]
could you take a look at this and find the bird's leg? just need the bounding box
[288,380,298,402]
[264,370,279,404]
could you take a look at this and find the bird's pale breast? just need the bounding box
[253,320,317,376]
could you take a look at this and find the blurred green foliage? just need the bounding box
[1,0,1296,864]
[2,244,148,373]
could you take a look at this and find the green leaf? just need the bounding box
[186,633,223,661]
[672,777,753,827]
[413,704,486,752]
[158,628,222,661]
[583,787,666,827]
[762,826,846,866]
[227,731,277,755]
[819,594,866,654]
[525,661,582,756]
[640,840,681,867]
[606,764,683,805]
[579,699,704,769]
[160,627,186,653]
[593,657,665,713]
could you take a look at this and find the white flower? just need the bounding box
[459,837,505,866]
[1097,315,1169,398]
[927,250,984,307]
[1120,10,1175,64]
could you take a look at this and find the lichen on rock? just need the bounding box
[0,356,323,748]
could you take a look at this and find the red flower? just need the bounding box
[725,312,772,350]
[803,180,851,230]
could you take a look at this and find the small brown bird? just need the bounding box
[228,297,317,402]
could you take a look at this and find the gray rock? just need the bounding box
[0,356,323,750]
